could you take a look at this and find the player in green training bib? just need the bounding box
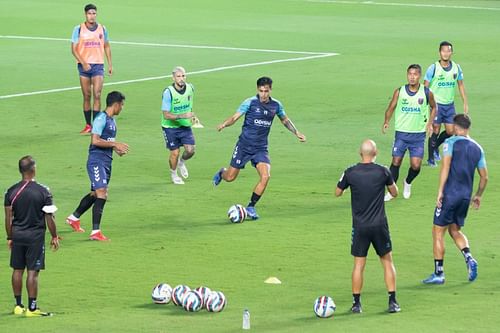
[425,41,468,166]
[161,66,197,185]
[382,64,437,201]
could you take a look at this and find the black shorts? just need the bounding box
[351,224,392,257]
[10,241,45,271]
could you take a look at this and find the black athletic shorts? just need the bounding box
[10,241,45,271]
[351,224,392,257]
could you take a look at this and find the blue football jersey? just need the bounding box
[237,95,286,149]
[442,135,486,199]
[89,112,117,161]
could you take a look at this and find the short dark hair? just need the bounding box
[256,77,273,88]
[84,4,97,12]
[106,91,126,107]
[19,155,36,174]
[407,64,422,73]
[439,41,453,51]
[454,114,471,129]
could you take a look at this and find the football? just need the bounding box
[206,291,227,312]
[183,290,204,312]
[172,285,191,306]
[151,283,172,304]
[313,296,336,318]
[194,286,212,306]
[227,204,247,223]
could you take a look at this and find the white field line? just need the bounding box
[0,35,331,55]
[306,0,500,11]
[0,53,337,99]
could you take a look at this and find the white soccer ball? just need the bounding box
[206,291,227,312]
[151,283,172,304]
[228,204,247,223]
[313,296,336,318]
[183,290,204,312]
[194,286,212,306]
[172,284,191,306]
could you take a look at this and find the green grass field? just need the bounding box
[1,0,499,332]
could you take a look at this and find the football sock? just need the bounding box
[74,193,97,218]
[92,198,107,230]
[15,295,22,306]
[434,259,444,275]
[405,167,420,184]
[436,131,451,148]
[28,298,37,311]
[352,293,361,305]
[428,133,438,159]
[92,110,99,121]
[248,192,261,207]
[388,291,396,303]
[84,110,92,125]
[170,169,178,177]
[461,247,473,262]
[390,164,400,183]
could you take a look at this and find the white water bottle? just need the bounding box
[242,308,250,330]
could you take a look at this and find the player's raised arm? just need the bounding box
[280,116,306,142]
[217,112,243,131]
[382,89,400,134]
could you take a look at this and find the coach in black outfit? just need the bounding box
[4,156,60,317]
[335,140,401,314]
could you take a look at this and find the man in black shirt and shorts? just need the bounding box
[336,140,401,313]
[4,156,60,317]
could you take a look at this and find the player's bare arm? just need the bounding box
[335,187,344,197]
[428,91,438,135]
[162,111,194,120]
[104,41,112,75]
[387,183,398,198]
[217,112,243,131]
[71,44,90,71]
[91,134,129,156]
[382,89,399,134]
[472,167,488,209]
[280,116,306,142]
[457,80,469,114]
[45,214,60,251]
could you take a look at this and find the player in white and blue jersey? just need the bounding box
[212,77,306,220]
[423,114,488,284]
[66,91,129,241]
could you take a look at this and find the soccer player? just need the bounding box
[66,91,128,241]
[71,3,113,134]
[423,114,487,284]
[336,140,401,314]
[212,76,306,220]
[161,66,197,185]
[4,156,60,317]
[425,41,468,166]
[382,64,437,201]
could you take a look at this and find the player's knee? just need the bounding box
[83,91,92,101]
[260,173,271,184]
[184,147,195,158]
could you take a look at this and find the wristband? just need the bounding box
[7,237,12,241]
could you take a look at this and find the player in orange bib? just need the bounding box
[71,4,112,134]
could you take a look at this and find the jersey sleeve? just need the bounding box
[424,64,436,82]
[384,167,395,186]
[161,88,172,111]
[276,100,286,118]
[477,148,486,169]
[102,25,109,42]
[237,98,252,114]
[442,137,454,157]
[91,113,106,136]
[4,188,12,206]
[457,64,464,81]
[337,170,349,190]
[71,25,80,44]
